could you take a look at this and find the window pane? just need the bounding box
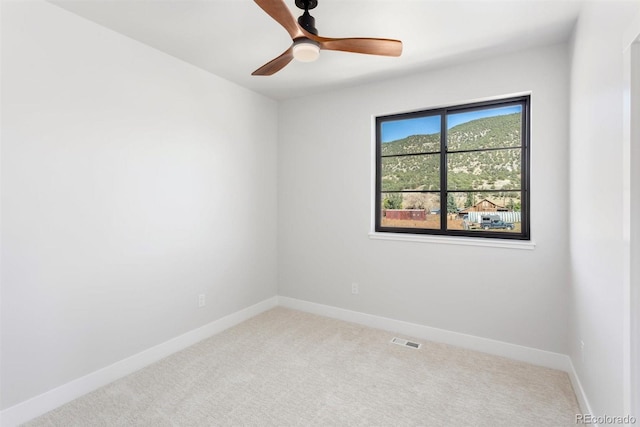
[380,115,441,155]
[447,149,521,191]
[380,192,440,230]
[447,106,522,151]
[448,192,522,233]
[381,154,440,192]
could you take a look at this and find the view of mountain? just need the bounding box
[380,113,522,193]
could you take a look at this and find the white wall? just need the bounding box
[1,1,278,409]
[569,1,640,416]
[628,26,640,417]
[278,44,570,354]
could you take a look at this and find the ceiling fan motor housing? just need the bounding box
[297,10,318,35]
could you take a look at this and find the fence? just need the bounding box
[466,211,521,224]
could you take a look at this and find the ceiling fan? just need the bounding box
[252,0,403,76]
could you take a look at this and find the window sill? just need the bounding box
[368,231,536,250]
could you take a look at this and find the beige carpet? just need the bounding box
[26,307,580,426]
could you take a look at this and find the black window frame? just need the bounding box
[375,95,530,241]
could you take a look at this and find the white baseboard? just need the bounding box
[1,295,593,426]
[0,296,279,427]
[567,359,594,415]
[278,296,594,413]
[278,296,571,370]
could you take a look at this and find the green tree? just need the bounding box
[465,193,474,208]
[447,194,457,213]
[383,193,403,210]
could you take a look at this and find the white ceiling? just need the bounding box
[50,0,585,100]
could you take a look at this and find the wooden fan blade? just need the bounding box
[254,0,303,40]
[252,46,295,76]
[305,31,402,57]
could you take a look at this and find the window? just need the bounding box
[375,95,530,240]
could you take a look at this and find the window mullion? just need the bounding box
[440,112,448,232]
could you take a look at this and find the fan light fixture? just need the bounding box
[292,40,320,62]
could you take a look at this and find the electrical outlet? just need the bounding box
[198,294,206,308]
[351,283,359,295]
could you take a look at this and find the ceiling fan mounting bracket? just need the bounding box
[295,0,318,11]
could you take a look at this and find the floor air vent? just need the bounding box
[390,337,422,349]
